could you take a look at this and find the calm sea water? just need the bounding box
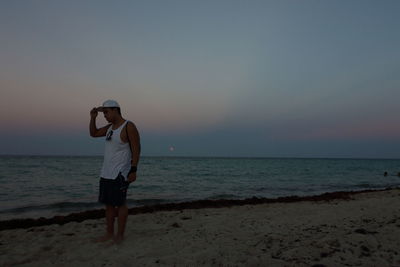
[0,156,399,220]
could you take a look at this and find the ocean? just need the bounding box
[0,156,399,220]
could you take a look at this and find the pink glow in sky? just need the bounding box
[1,1,400,157]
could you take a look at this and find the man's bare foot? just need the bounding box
[93,234,114,243]
[113,235,124,245]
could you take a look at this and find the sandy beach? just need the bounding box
[1,188,399,267]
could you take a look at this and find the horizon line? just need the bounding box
[0,154,399,161]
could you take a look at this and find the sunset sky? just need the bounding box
[1,1,399,158]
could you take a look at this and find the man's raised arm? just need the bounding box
[89,107,110,137]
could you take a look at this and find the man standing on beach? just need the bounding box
[89,100,141,244]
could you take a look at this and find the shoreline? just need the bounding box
[1,187,398,231]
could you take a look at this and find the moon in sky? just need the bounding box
[169,146,175,152]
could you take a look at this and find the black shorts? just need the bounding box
[98,173,130,206]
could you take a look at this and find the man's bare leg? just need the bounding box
[95,205,116,242]
[114,205,128,244]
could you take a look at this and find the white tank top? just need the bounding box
[100,120,131,180]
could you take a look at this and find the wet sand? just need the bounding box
[1,188,399,266]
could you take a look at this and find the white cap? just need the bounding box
[97,100,120,112]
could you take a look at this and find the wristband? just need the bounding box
[128,166,137,174]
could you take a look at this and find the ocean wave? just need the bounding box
[0,201,102,215]
[206,194,242,200]
[0,198,186,217]
[323,182,400,191]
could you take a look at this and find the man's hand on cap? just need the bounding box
[90,107,98,118]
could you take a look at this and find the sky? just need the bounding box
[1,0,399,158]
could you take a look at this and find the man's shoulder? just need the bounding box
[125,120,138,130]
[126,120,137,125]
